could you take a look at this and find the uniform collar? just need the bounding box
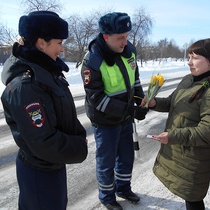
[12,42,69,74]
[193,71,210,82]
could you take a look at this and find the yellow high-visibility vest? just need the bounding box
[99,53,136,96]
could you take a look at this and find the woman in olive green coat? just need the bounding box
[148,38,210,210]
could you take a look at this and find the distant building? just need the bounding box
[0,45,11,65]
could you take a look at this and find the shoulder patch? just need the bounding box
[127,58,136,70]
[83,69,91,84]
[131,61,136,70]
[25,102,46,127]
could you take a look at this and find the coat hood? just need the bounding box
[1,55,29,85]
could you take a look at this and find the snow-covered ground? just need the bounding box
[2,59,210,210]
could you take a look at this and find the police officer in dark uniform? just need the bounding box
[81,12,148,210]
[1,11,88,210]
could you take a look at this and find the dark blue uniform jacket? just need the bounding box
[1,43,88,171]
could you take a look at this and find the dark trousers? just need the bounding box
[16,157,68,210]
[185,200,205,210]
[93,118,134,204]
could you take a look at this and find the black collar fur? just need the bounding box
[12,42,69,74]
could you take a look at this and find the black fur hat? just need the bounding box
[99,12,132,34]
[19,11,68,40]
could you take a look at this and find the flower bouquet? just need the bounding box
[144,73,165,107]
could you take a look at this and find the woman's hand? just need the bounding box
[148,99,156,108]
[152,132,169,144]
[140,97,156,108]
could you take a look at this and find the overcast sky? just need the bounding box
[1,0,210,48]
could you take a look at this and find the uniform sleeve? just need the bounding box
[2,81,87,164]
[153,96,171,112]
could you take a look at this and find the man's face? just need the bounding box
[103,32,129,53]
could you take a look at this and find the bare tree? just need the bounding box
[0,22,18,64]
[165,40,182,60]
[20,0,62,13]
[65,14,98,64]
[66,8,133,63]
[135,39,150,67]
[129,7,153,47]
[0,24,17,46]
[143,39,183,63]
[129,7,153,66]
[156,39,168,62]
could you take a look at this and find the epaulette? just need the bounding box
[21,69,33,83]
[87,47,103,71]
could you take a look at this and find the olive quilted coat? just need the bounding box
[153,73,210,201]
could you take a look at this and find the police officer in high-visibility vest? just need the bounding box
[81,12,148,210]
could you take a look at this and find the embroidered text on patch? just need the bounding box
[25,102,45,127]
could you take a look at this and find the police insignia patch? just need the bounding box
[131,61,136,70]
[83,69,91,84]
[127,58,136,70]
[25,102,45,127]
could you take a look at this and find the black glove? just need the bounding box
[128,106,148,120]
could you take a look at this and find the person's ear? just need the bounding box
[36,38,46,52]
[103,34,109,42]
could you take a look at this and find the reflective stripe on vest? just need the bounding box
[99,53,136,96]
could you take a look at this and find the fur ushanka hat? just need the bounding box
[19,11,68,40]
[99,12,132,34]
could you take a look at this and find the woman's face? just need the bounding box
[37,38,64,60]
[103,32,129,53]
[188,52,210,76]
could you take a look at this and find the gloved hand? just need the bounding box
[128,106,149,120]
